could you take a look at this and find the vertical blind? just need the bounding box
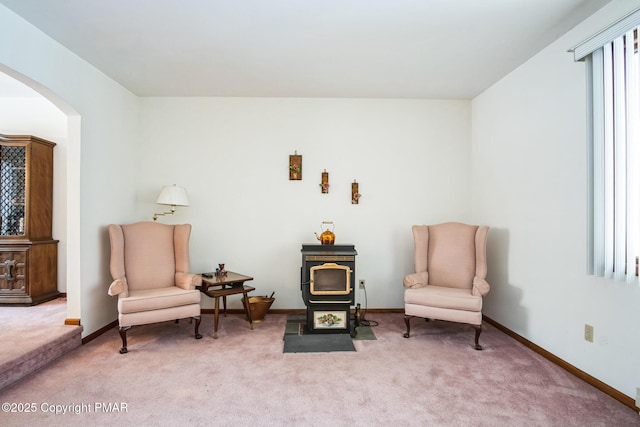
[574,8,640,283]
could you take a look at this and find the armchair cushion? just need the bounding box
[405,285,482,312]
[118,286,201,314]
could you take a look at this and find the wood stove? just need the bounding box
[300,244,357,335]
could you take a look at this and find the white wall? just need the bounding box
[472,0,640,400]
[0,93,68,292]
[0,5,140,337]
[139,97,471,310]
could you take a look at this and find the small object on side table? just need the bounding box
[215,263,228,277]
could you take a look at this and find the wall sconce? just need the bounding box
[153,184,190,221]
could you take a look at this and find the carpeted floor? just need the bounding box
[0,298,82,390]
[0,312,638,426]
[0,298,78,366]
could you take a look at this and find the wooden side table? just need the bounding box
[197,271,255,338]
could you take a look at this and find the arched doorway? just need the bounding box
[0,68,80,324]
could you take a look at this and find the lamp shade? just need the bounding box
[156,185,190,207]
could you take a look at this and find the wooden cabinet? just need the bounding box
[0,134,58,305]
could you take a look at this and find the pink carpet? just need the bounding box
[0,298,81,390]
[0,312,637,426]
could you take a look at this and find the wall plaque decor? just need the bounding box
[320,169,329,193]
[289,151,302,180]
[351,180,361,204]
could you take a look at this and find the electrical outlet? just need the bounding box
[584,324,594,343]
[359,279,366,289]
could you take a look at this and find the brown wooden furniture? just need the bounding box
[0,134,58,305]
[197,271,255,338]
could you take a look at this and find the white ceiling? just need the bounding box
[1,0,611,99]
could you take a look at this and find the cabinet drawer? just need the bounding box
[0,249,27,295]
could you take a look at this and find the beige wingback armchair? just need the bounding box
[403,222,490,350]
[107,222,203,354]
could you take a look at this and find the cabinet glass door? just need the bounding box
[0,146,26,236]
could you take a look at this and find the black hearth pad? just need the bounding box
[283,333,355,353]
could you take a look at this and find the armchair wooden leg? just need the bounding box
[472,324,482,351]
[194,316,202,340]
[403,315,413,338]
[119,326,131,354]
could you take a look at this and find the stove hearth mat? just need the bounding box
[283,333,355,353]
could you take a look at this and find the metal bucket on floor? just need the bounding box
[248,293,275,323]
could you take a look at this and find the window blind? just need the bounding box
[581,9,640,283]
